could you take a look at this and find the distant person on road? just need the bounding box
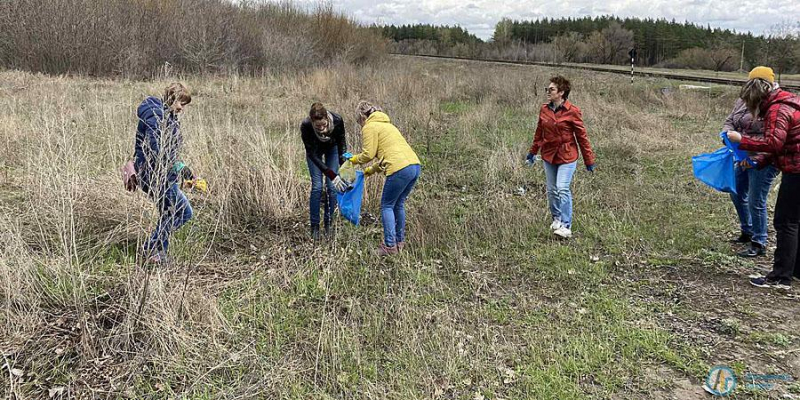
[349,101,421,256]
[726,66,800,290]
[723,67,780,258]
[134,83,196,265]
[527,76,596,239]
[300,102,348,240]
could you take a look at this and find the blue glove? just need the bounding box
[343,152,353,160]
[526,153,537,166]
[586,164,595,173]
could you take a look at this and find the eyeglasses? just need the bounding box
[544,87,558,93]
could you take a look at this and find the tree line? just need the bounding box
[379,17,800,74]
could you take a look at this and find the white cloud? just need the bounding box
[285,0,800,40]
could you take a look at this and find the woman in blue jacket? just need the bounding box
[134,83,195,264]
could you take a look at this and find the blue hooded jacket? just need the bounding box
[134,96,182,193]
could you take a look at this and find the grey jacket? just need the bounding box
[723,98,763,136]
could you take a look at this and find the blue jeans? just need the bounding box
[730,165,779,245]
[307,146,339,228]
[381,164,421,247]
[543,160,578,229]
[145,182,193,256]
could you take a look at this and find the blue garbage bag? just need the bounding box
[337,171,364,225]
[692,147,737,194]
[720,131,749,162]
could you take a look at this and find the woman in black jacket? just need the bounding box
[301,102,348,239]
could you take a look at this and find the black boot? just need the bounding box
[324,224,335,239]
[311,225,320,241]
[737,242,766,258]
[731,232,753,244]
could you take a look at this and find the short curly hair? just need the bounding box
[549,76,571,100]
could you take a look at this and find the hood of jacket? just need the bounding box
[365,111,391,125]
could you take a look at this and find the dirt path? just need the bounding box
[619,245,800,399]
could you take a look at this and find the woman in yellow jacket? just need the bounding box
[349,101,422,256]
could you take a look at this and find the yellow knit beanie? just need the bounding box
[748,66,775,83]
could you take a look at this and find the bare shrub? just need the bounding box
[660,47,739,72]
[0,0,385,77]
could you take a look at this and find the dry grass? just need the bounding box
[1,56,793,398]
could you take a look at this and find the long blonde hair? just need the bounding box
[739,78,773,116]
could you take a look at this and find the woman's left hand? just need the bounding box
[726,131,742,143]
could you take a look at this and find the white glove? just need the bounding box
[332,176,348,192]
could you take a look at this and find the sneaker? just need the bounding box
[750,276,791,290]
[553,226,572,239]
[737,242,766,258]
[146,252,167,265]
[397,242,406,252]
[550,219,563,230]
[374,244,398,256]
[731,232,753,243]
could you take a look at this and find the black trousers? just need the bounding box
[769,172,800,284]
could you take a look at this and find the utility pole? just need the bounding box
[739,40,745,72]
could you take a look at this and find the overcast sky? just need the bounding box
[289,0,800,40]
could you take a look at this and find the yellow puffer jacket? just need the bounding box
[351,111,421,176]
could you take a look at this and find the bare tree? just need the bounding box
[761,21,800,78]
[551,32,586,63]
[585,22,634,64]
[708,47,739,71]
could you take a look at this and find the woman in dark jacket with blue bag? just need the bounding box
[135,82,195,264]
[301,103,348,240]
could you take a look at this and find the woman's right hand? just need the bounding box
[332,176,348,192]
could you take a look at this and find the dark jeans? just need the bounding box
[768,173,800,284]
[307,146,339,228]
[143,182,193,256]
[381,164,421,247]
[730,165,779,245]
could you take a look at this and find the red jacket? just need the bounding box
[530,101,595,166]
[740,89,800,173]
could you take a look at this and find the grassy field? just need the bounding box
[1,56,799,399]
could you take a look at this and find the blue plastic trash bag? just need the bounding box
[720,131,749,162]
[692,147,737,194]
[337,171,364,225]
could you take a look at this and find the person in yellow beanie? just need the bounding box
[350,100,421,256]
[726,66,800,290]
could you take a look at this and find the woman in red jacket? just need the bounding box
[727,71,800,290]
[527,76,596,238]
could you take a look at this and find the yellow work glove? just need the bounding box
[364,164,386,177]
[349,156,359,164]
